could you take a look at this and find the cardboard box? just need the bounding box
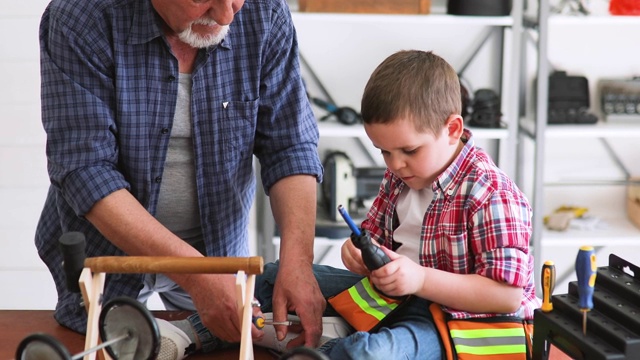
[298,0,431,14]
[628,178,640,230]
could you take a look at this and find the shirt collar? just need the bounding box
[434,128,475,197]
[126,0,164,45]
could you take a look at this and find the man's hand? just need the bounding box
[369,247,425,297]
[188,274,245,342]
[271,262,325,349]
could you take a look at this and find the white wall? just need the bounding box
[0,1,57,309]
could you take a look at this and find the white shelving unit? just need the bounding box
[521,119,640,139]
[257,5,527,263]
[520,4,640,288]
[293,3,524,175]
[319,121,511,139]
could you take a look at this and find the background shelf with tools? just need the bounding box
[518,1,640,295]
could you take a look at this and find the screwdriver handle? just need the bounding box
[576,246,597,311]
[541,260,556,312]
[252,316,265,329]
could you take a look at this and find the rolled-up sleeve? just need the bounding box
[40,6,128,216]
[252,3,322,192]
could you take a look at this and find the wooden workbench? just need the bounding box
[1,310,278,360]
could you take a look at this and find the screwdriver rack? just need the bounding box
[532,254,640,360]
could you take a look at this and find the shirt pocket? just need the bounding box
[437,231,470,270]
[218,99,258,165]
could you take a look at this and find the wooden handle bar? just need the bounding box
[84,256,264,275]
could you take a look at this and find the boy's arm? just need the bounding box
[416,267,523,314]
[371,246,523,314]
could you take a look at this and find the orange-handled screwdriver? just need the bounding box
[252,316,299,329]
[576,246,597,335]
[541,260,556,312]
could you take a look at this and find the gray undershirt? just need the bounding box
[155,73,203,251]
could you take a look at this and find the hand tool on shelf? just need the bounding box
[541,260,556,312]
[575,246,597,335]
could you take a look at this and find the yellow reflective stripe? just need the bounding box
[454,344,527,355]
[347,286,386,321]
[450,328,525,339]
[361,278,398,311]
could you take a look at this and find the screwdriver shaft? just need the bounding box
[252,316,300,329]
[576,246,596,336]
[263,320,299,326]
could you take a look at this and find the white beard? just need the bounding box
[178,18,230,48]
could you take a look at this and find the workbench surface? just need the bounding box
[1,310,278,359]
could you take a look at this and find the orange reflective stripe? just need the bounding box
[328,277,402,332]
[452,353,525,360]
[429,303,531,360]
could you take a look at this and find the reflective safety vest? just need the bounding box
[430,303,534,360]
[328,277,407,332]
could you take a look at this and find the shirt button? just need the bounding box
[160,128,169,134]
[447,188,454,196]
[394,188,399,195]
[384,230,389,237]
[167,75,176,82]
[155,176,162,183]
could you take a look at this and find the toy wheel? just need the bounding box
[16,333,71,360]
[99,296,160,360]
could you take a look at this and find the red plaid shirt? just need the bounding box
[362,130,540,320]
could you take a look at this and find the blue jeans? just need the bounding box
[192,262,444,359]
[319,296,443,360]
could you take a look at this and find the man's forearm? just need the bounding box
[268,175,317,266]
[84,188,211,290]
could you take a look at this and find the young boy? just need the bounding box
[158,50,540,360]
[318,50,541,359]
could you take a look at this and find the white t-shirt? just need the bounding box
[393,186,433,263]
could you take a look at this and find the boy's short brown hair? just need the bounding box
[361,50,461,135]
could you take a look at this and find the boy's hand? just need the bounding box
[341,238,369,275]
[369,247,426,297]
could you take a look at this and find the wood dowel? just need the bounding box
[84,256,264,275]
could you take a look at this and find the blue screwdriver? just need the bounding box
[575,246,597,335]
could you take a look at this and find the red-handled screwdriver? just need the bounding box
[575,246,597,335]
[541,260,556,312]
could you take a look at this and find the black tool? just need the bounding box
[312,97,361,125]
[58,232,86,293]
[338,205,390,271]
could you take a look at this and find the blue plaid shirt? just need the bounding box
[36,0,321,332]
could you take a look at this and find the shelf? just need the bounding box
[319,121,509,139]
[524,14,640,28]
[549,15,640,26]
[520,119,640,139]
[541,215,640,247]
[292,12,514,26]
